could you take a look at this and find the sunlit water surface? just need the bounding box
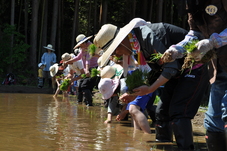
[0,93,207,151]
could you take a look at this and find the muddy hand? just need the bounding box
[191,39,214,61]
[162,46,182,63]
[119,93,136,103]
[161,51,174,63]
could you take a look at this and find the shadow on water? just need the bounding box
[0,93,208,151]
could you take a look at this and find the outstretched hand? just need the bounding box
[119,93,137,103]
[190,39,214,61]
[116,112,127,121]
[133,85,151,96]
[161,45,185,63]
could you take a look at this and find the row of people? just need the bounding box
[44,2,227,149]
[46,34,158,135]
[92,15,218,151]
[47,17,203,150]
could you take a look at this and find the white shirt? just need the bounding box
[63,66,70,76]
[69,59,84,75]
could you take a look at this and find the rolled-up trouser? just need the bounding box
[107,96,120,116]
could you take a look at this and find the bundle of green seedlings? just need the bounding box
[81,74,87,79]
[181,39,216,72]
[60,79,71,91]
[87,44,97,56]
[149,52,164,65]
[125,69,149,94]
[81,69,100,79]
[90,68,100,77]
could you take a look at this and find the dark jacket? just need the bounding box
[133,23,188,80]
[187,0,227,73]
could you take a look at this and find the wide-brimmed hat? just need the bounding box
[94,18,148,67]
[74,34,93,49]
[43,44,55,51]
[61,53,74,61]
[49,63,59,77]
[98,78,120,100]
[100,64,124,79]
[93,24,118,49]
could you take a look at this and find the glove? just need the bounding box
[190,39,214,61]
[161,45,185,63]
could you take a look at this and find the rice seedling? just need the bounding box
[90,68,100,77]
[87,44,97,56]
[60,79,71,91]
[150,52,163,62]
[181,39,216,72]
[81,74,87,79]
[125,69,149,94]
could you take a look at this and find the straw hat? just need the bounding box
[61,53,74,61]
[100,64,124,79]
[94,18,148,67]
[43,44,55,51]
[98,78,120,100]
[93,24,118,49]
[49,63,59,77]
[74,34,93,49]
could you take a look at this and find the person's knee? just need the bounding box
[129,105,140,115]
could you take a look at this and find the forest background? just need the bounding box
[0,0,188,85]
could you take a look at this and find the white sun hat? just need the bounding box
[100,64,124,79]
[49,63,59,77]
[93,18,148,67]
[73,34,93,49]
[98,78,120,100]
[43,44,55,51]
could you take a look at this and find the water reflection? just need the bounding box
[0,93,207,151]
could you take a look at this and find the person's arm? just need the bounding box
[116,108,129,121]
[210,28,227,48]
[190,28,227,61]
[161,13,204,63]
[133,75,169,96]
[161,30,203,63]
[85,52,90,73]
[71,69,85,82]
[65,70,74,79]
[64,49,82,65]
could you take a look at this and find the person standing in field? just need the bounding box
[41,44,56,92]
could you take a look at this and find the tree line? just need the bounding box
[0,0,187,85]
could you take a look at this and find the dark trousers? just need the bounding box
[155,64,210,149]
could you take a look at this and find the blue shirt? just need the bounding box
[41,52,56,71]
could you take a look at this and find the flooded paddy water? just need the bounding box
[0,93,208,151]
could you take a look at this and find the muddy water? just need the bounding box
[0,93,207,151]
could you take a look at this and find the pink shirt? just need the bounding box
[80,41,98,69]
